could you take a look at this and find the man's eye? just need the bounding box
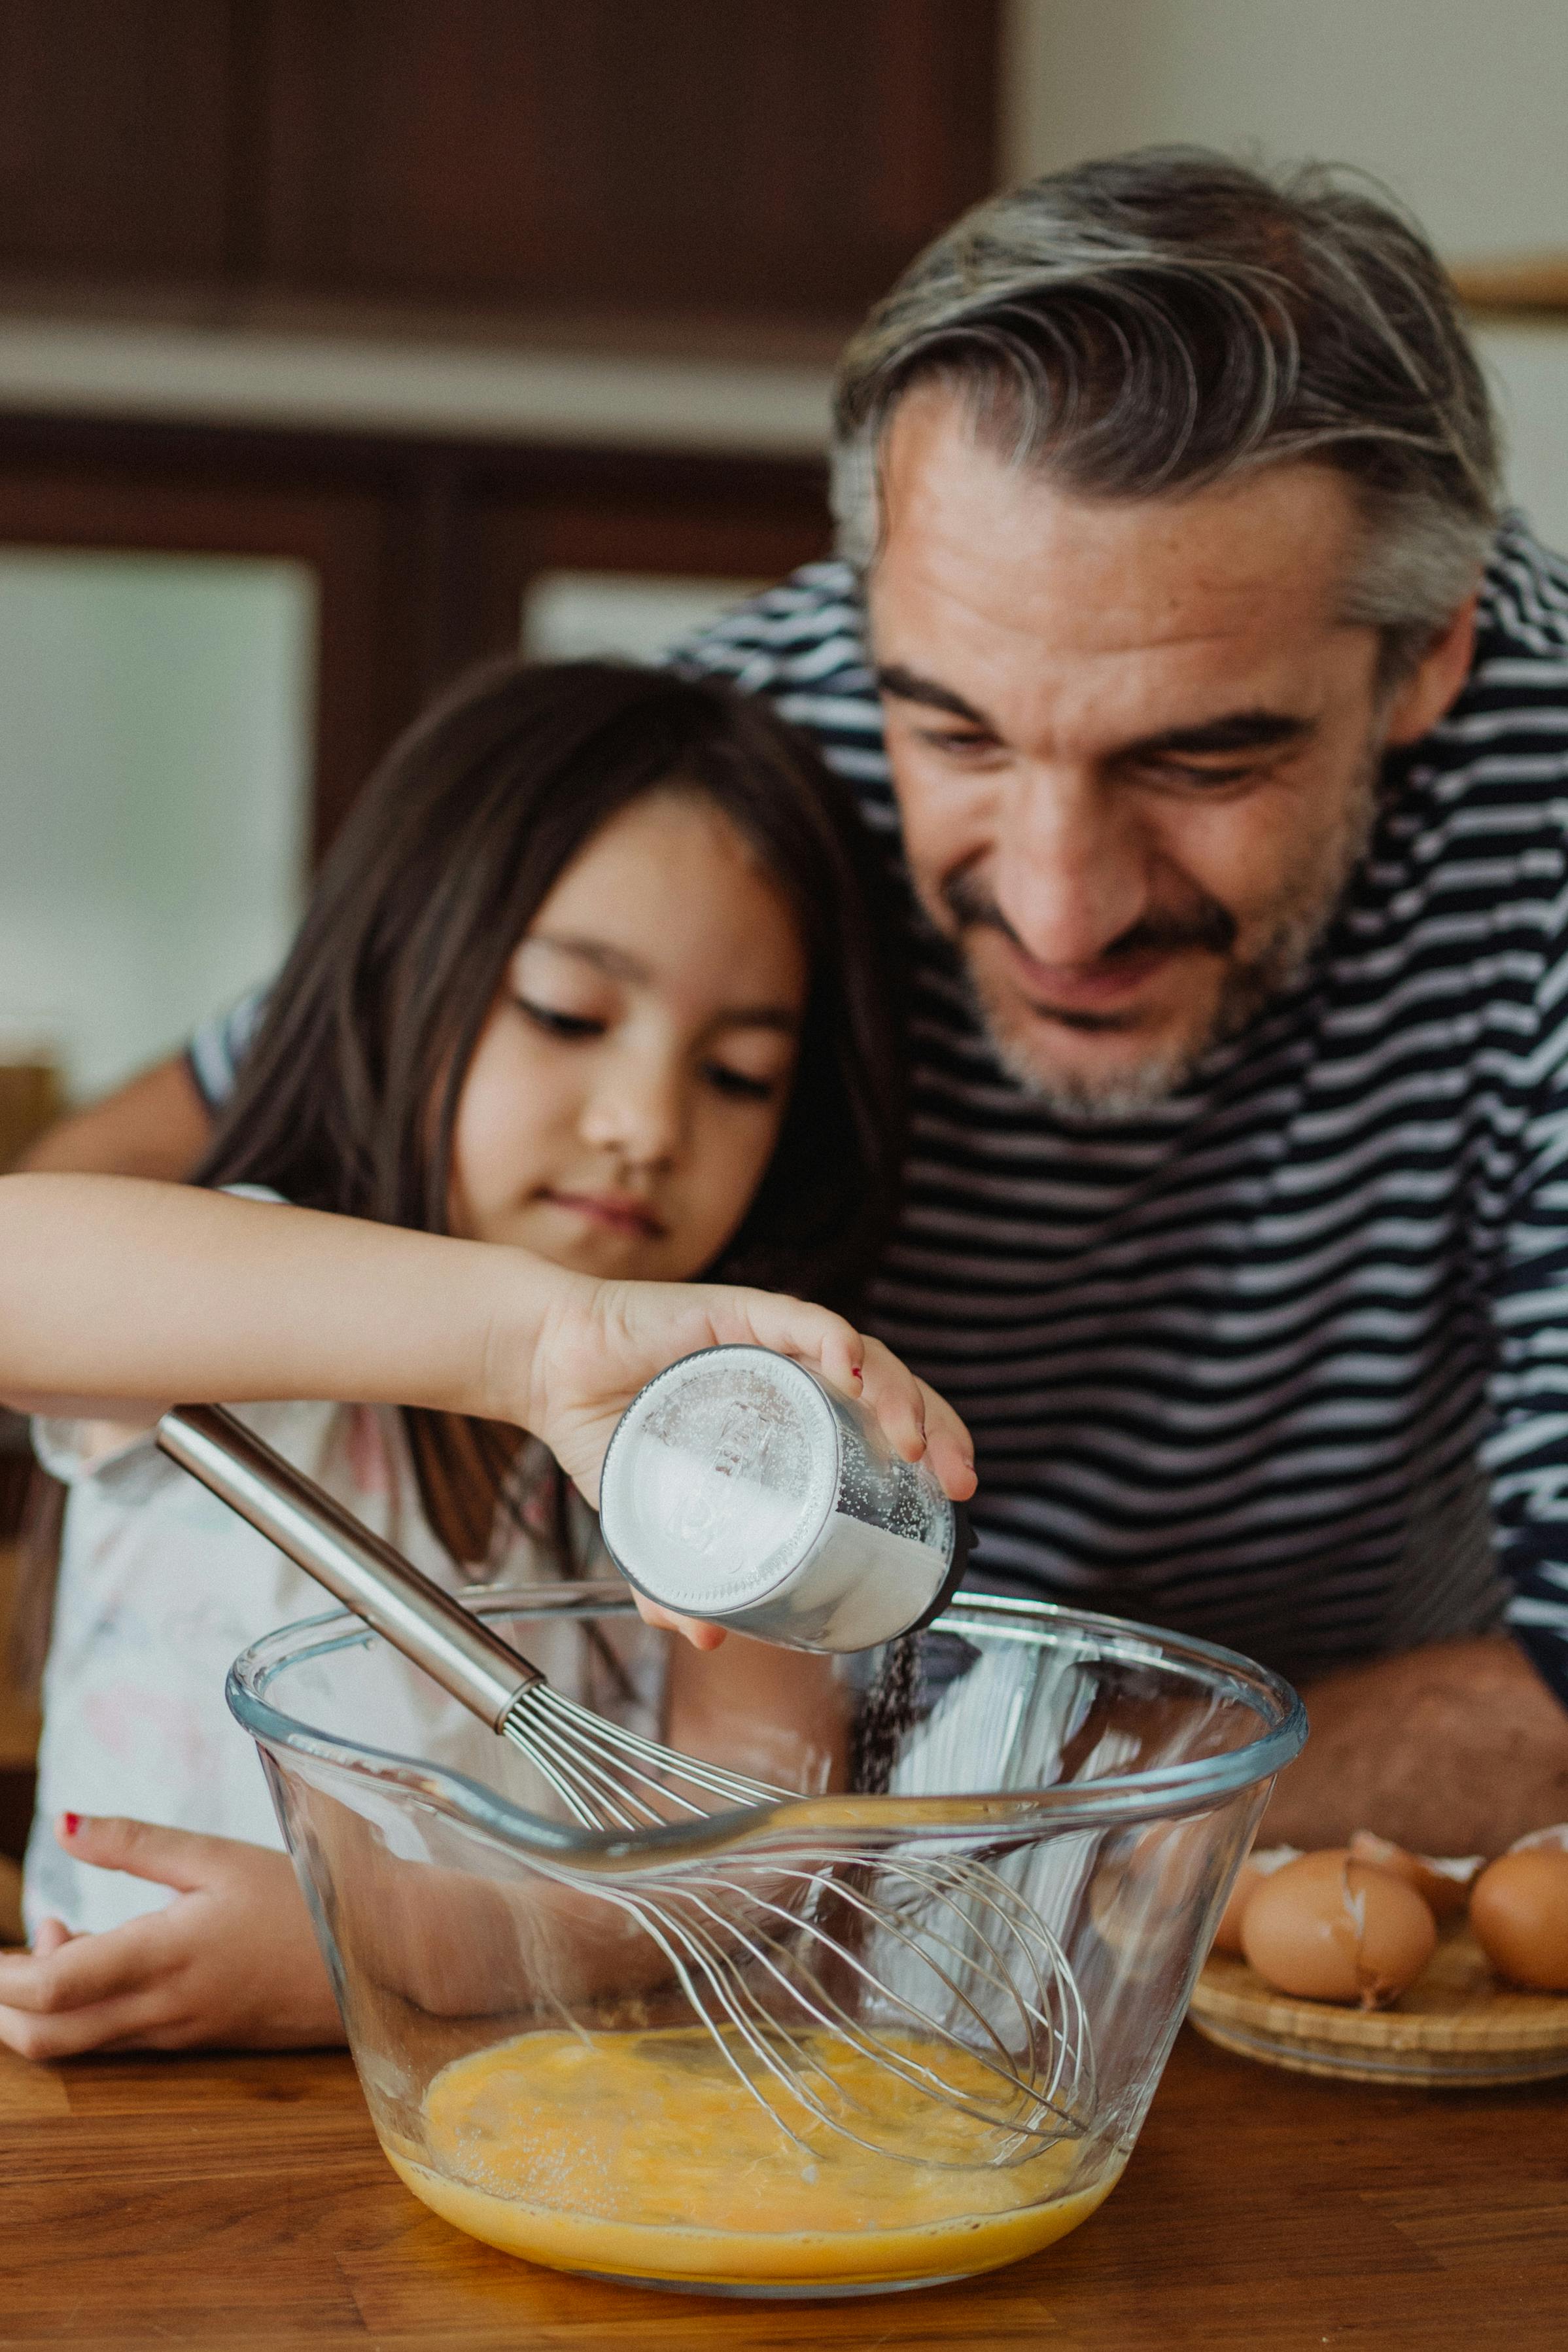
[1150,761,1260,789]
[514,997,604,1040]
[918,728,998,757]
[703,1062,776,1102]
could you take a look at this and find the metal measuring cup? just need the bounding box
[597,1344,972,1652]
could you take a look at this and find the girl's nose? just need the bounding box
[579,1051,685,1169]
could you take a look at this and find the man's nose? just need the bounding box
[990,769,1151,966]
[580,1048,685,1168]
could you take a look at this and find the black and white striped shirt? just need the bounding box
[192,518,1568,1703]
[680,518,1568,1703]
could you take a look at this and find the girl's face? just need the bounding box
[449,788,808,1282]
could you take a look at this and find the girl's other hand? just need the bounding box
[0,1817,340,2058]
[514,1273,976,1647]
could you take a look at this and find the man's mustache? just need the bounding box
[941,870,1238,963]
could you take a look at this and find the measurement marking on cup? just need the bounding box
[668,1397,773,1551]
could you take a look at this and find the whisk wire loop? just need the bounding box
[673,1861,1087,2148]
[504,1659,1097,2166]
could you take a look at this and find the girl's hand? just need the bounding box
[0,1817,340,2058]
[512,1274,975,1648]
[519,1274,975,1507]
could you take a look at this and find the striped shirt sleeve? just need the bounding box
[1482,892,1568,1704]
[185,987,269,1112]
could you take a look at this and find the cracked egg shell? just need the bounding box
[1346,1831,1480,1922]
[1507,1822,1568,1857]
[1240,1848,1438,2008]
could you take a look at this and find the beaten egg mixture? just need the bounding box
[383,2026,1119,2287]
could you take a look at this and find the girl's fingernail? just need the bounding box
[62,1813,80,1838]
[850,1365,863,1382]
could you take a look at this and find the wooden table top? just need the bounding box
[1,2024,1563,2350]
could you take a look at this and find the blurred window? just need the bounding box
[521,572,764,665]
[0,548,315,1100]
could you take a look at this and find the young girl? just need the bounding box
[0,659,971,2057]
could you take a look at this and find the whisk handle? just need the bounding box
[156,1403,542,1729]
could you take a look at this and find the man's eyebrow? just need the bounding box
[876,671,1312,762]
[1125,710,1314,759]
[875,664,997,728]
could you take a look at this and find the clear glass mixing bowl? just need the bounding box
[230,1583,1304,2299]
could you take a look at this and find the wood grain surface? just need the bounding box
[0,2025,1563,2349]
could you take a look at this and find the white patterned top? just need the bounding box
[25,1395,577,1937]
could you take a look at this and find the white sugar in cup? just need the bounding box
[599,1346,970,1653]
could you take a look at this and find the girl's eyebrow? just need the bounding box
[526,932,649,983]
[525,934,799,1030]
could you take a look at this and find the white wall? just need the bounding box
[1002,0,1568,257]
[1476,325,1568,553]
[1001,0,1568,552]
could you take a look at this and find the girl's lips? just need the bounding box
[543,1190,666,1238]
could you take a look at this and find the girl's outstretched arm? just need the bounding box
[0,1174,975,1510]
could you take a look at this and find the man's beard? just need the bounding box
[945,756,1380,1120]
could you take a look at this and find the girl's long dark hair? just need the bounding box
[197,660,907,1565]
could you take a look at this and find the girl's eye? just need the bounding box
[514,996,605,1040]
[703,1062,777,1102]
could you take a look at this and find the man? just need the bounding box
[34,151,1568,1852]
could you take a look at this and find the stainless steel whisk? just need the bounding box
[158,1403,1093,2166]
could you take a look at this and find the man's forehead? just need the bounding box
[869,391,1365,669]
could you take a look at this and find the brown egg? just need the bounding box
[1240,1848,1438,2008]
[1347,1830,1480,1922]
[1211,1846,1300,1957]
[1469,1850,1568,1992]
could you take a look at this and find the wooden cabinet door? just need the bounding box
[0,0,234,279]
[255,0,999,325]
[468,450,829,663]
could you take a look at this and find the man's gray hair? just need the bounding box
[833,149,1500,678]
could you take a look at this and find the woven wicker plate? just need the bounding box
[1188,1923,1568,2086]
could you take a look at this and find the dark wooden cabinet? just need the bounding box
[0,0,998,331]
[468,459,831,673]
[0,0,234,277]
[254,0,998,323]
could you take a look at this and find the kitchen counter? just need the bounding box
[1,2024,1561,2348]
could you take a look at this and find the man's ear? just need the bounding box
[1384,595,1478,746]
